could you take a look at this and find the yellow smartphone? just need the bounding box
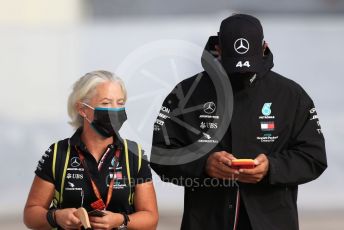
[231,159,256,169]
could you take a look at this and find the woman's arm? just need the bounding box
[24,176,55,230]
[24,176,81,230]
[127,181,159,230]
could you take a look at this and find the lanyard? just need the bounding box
[75,146,120,210]
[98,147,110,171]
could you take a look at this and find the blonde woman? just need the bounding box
[24,71,158,230]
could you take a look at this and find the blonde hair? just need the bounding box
[67,70,127,129]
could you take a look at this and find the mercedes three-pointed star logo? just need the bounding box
[234,38,250,55]
[203,102,216,114]
[70,157,81,168]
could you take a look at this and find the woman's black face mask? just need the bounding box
[83,103,127,138]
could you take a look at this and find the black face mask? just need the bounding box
[84,103,127,138]
[229,72,256,91]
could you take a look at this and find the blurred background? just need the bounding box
[1,0,344,229]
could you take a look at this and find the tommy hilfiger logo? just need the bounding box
[261,121,275,131]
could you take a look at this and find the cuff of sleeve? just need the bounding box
[267,156,278,185]
[35,171,54,184]
[135,177,153,185]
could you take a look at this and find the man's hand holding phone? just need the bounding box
[236,154,269,184]
[206,152,269,183]
[206,151,240,180]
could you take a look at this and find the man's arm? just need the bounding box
[150,86,238,185]
[265,89,327,185]
[150,117,210,185]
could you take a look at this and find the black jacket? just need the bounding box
[150,37,327,230]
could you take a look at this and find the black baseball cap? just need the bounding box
[219,14,264,74]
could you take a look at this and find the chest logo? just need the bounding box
[203,102,216,114]
[261,121,275,131]
[261,103,272,116]
[111,157,121,169]
[70,157,81,168]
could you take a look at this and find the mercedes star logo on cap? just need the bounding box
[234,38,250,54]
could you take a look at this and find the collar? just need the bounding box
[69,128,122,153]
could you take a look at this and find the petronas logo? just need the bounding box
[262,103,272,116]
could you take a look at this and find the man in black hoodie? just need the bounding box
[151,14,327,230]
